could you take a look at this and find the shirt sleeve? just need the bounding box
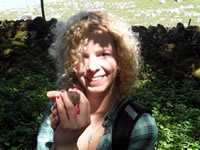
[37,101,54,150]
[128,113,158,150]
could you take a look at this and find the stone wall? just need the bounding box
[132,23,200,80]
[0,17,200,80]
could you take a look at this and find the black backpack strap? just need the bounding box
[112,100,152,150]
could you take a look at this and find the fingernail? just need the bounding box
[75,104,80,114]
[61,89,66,93]
[56,95,60,99]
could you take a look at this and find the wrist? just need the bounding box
[53,133,79,150]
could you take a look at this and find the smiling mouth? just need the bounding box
[87,76,104,86]
[90,76,102,81]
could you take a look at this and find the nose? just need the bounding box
[87,56,100,72]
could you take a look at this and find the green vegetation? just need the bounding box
[1,30,199,149]
[131,76,200,150]
[0,0,200,27]
[0,29,58,149]
[0,0,200,149]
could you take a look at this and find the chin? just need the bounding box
[88,87,104,93]
[87,84,113,95]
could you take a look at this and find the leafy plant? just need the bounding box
[131,67,200,150]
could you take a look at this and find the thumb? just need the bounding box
[47,91,60,101]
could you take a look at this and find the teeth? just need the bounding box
[90,77,101,81]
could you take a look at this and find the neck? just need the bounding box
[87,87,120,116]
[87,92,113,115]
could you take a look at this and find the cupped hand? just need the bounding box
[48,89,91,148]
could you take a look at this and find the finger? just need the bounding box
[60,90,77,120]
[50,103,59,125]
[69,89,91,123]
[51,105,58,118]
[47,91,60,101]
[51,102,56,111]
[56,95,69,124]
[50,114,59,130]
[78,91,91,124]
[61,89,90,125]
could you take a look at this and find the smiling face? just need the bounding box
[76,28,118,97]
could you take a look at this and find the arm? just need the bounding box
[128,113,158,150]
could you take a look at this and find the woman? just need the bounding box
[37,10,158,150]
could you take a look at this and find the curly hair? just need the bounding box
[49,10,140,99]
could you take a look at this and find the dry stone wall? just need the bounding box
[1,17,200,80]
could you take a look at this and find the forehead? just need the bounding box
[85,28,115,48]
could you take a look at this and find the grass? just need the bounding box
[0,0,199,27]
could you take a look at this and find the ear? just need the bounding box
[116,66,121,75]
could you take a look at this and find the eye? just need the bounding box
[82,52,89,58]
[101,52,110,57]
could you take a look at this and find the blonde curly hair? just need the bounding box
[49,10,140,99]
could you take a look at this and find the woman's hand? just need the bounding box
[48,90,82,131]
[47,90,60,131]
[47,89,91,149]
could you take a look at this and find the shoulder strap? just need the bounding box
[112,100,152,150]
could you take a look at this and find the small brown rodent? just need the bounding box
[67,91,80,105]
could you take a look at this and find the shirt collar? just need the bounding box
[102,96,132,127]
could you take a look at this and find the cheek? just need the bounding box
[103,59,118,74]
[76,63,86,79]
[76,57,88,71]
[77,62,85,72]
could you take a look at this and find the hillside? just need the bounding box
[0,0,200,27]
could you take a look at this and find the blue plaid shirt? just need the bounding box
[37,98,158,150]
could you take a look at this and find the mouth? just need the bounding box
[87,76,104,86]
